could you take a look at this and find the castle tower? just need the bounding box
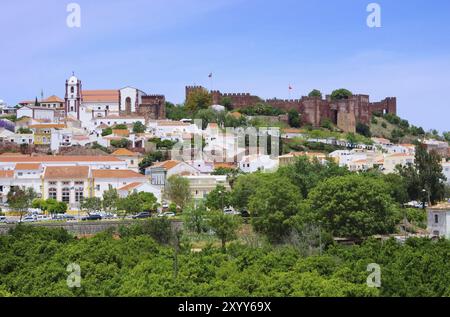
[65,74,82,120]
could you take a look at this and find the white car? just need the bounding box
[0,216,7,223]
[35,215,52,222]
[20,216,36,223]
[158,212,176,218]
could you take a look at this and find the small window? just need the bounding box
[435,215,439,224]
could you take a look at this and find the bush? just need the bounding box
[142,218,173,245]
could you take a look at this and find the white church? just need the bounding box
[17,74,166,131]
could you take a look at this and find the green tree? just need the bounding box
[205,185,231,211]
[117,195,142,218]
[278,156,349,199]
[165,175,192,210]
[113,124,128,130]
[183,203,208,234]
[249,176,302,243]
[7,187,37,221]
[220,97,233,111]
[102,186,119,213]
[132,121,146,134]
[308,174,398,238]
[101,127,113,136]
[185,88,212,113]
[17,127,32,134]
[397,144,447,205]
[135,192,158,212]
[208,211,242,249]
[142,218,173,245]
[288,109,301,128]
[46,200,68,215]
[356,123,371,137]
[110,138,131,149]
[139,151,163,173]
[80,197,102,215]
[308,89,322,98]
[330,89,352,101]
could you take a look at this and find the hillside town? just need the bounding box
[1,75,450,239]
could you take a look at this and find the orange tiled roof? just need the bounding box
[112,129,130,137]
[82,90,119,103]
[15,163,41,170]
[29,124,66,129]
[214,162,236,169]
[151,160,180,170]
[42,95,64,103]
[0,156,122,163]
[0,170,14,178]
[118,182,144,191]
[111,148,140,156]
[44,166,90,179]
[92,170,146,179]
[388,153,414,158]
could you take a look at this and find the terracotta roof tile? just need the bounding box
[151,160,180,170]
[112,149,140,156]
[92,170,145,179]
[118,182,144,191]
[82,90,119,103]
[0,170,13,178]
[44,166,90,179]
[0,156,122,163]
[15,163,41,170]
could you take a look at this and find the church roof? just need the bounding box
[82,90,119,103]
[42,95,64,103]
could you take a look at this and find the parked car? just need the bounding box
[158,212,176,218]
[35,215,52,222]
[224,209,240,216]
[100,213,117,220]
[132,212,151,219]
[20,216,36,223]
[81,214,102,221]
[0,216,7,223]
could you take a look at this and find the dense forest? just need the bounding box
[0,225,449,297]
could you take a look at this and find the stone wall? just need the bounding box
[0,220,183,236]
[187,86,397,132]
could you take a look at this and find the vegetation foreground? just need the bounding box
[0,225,449,297]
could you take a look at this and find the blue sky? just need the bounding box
[1,0,450,131]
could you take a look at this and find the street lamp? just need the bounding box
[422,188,428,210]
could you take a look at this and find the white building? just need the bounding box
[145,160,201,189]
[428,203,450,239]
[442,162,450,184]
[238,154,279,173]
[185,175,230,201]
[118,182,162,203]
[16,106,55,122]
[383,153,415,174]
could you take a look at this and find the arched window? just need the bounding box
[62,187,70,203]
[71,87,75,94]
[125,97,132,114]
[48,188,57,200]
[75,188,84,203]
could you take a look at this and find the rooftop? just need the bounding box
[0,155,122,163]
[92,169,146,179]
[44,166,90,179]
[82,90,119,103]
[15,163,41,171]
[111,148,141,156]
